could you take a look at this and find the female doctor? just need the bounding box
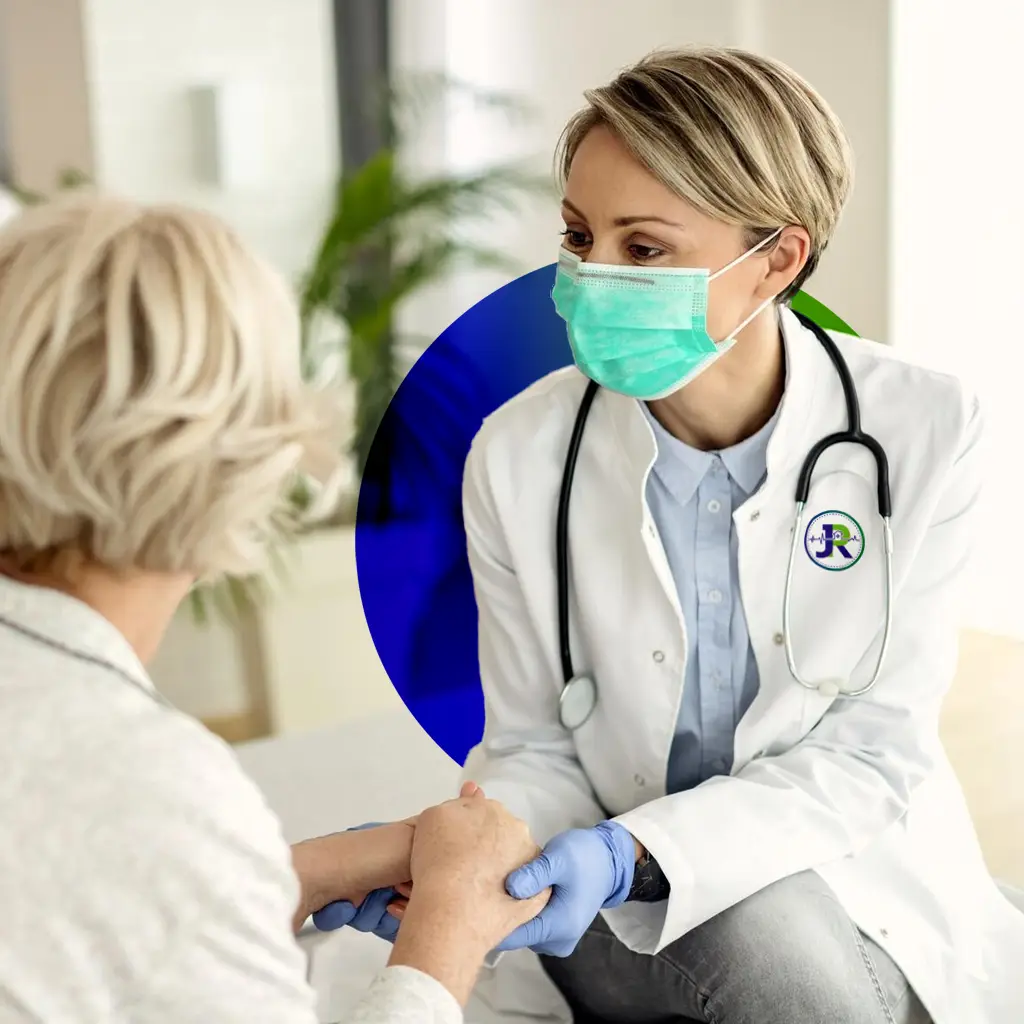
[460,46,1024,1023]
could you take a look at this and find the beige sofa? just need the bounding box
[941,630,1024,889]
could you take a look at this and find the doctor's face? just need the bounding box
[560,126,788,343]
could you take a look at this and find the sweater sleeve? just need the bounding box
[348,967,462,1024]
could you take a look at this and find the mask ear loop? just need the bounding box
[708,226,784,282]
[708,227,785,346]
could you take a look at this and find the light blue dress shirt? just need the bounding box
[639,401,781,794]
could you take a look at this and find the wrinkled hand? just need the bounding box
[496,822,636,957]
[392,784,550,953]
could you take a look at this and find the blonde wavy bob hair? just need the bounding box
[0,194,338,581]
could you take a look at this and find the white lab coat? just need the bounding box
[461,307,1024,1024]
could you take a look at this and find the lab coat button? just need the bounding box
[750,510,761,522]
[773,632,785,646]
[880,927,889,938]
[634,774,645,787]
[652,650,665,663]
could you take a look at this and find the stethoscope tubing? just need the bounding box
[554,310,895,725]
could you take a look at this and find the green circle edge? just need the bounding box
[790,291,858,336]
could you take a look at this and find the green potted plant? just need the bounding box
[183,75,550,626]
[300,75,549,511]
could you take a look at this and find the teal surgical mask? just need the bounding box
[551,229,782,400]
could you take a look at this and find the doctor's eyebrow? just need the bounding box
[560,198,687,230]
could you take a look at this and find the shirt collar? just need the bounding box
[719,401,781,495]
[0,574,156,696]
[639,402,712,506]
[639,388,781,504]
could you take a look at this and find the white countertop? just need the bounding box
[235,708,461,844]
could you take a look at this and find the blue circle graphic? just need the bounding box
[355,265,571,765]
[355,266,855,766]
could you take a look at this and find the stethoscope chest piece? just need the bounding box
[814,679,842,699]
[558,673,597,730]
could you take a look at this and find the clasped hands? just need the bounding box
[291,782,640,957]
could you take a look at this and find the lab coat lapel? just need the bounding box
[560,384,680,806]
[734,310,887,763]
[602,388,682,620]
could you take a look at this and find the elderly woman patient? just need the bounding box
[0,194,544,1023]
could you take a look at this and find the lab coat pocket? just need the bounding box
[786,468,887,697]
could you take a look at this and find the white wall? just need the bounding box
[391,0,891,344]
[0,0,96,192]
[751,0,890,341]
[889,0,1024,638]
[81,0,340,282]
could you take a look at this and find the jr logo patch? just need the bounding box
[804,510,865,571]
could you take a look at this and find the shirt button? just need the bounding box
[706,499,721,514]
[652,650,665,663]
[773,632,785,646]
[706,589,723,604]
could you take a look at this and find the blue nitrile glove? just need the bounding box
[496,822,636,957]
[310,822,403,943]
[313,886,401,941]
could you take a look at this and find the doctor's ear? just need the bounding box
[758,225,811,301]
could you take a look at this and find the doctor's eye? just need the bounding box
[628,243,666,262]
[560,229,591,251]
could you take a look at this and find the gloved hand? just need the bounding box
[313,885,401,941]
[310,822,404,942]
[496,821,636,957]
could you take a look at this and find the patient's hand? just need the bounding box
[290,819,415,931]
[387,785,551,1004]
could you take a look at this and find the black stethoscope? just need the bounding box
[555,309,895,731]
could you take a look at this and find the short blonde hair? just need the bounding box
[558,46,854,299]
[0,194,338,580]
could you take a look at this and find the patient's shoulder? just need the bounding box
[0,683,297,972]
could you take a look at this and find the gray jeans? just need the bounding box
[539,871,932,1023]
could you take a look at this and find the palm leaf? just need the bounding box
[343,237,524,374]
[301,161,549,319]
[390,165,551,223]
[299,151,398,320]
